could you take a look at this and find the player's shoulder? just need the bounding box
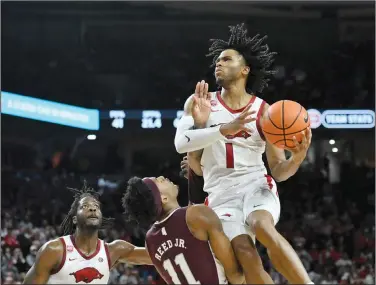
[36,237,65,261]
[255,95,270,116]
[42,237,65,251]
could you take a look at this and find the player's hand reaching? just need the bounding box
[219,104,256,136]
[286,127,312,164]
[191,80,211,128]
[180,156,189,179]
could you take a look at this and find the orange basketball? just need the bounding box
[261,100,310,149]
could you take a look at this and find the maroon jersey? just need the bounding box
[146,207,226,285]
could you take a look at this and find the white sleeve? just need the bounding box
[174,115,224,154]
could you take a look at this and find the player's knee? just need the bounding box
[251,218,280,249]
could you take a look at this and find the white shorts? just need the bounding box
[206,174,281,241]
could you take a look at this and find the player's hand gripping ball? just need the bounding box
[261,100,311,149]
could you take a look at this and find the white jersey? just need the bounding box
[201,91,267,195]
[47,235,110,284]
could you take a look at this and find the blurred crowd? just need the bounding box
[1,154,374,284]
[3,26,374,110]
[266,41,374,109]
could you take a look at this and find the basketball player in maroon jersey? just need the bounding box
[23,183,152,284]
[174,23,313,284]
[122,176,247,285]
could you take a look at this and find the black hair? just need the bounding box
[60,181,114,235]
[207,23,277,93]
[121,176,158,236]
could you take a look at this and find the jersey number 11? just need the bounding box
[163,253,201,284]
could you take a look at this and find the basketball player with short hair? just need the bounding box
[122,176,247,285]
[23,183,152,284]
[174,23,313,284]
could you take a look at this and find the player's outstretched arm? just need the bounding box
[23,239,63,284]
[187,205,245,285]
[174,95,224,153]
[107,240,152,267]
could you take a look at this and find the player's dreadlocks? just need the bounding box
[122,177,158,236]
[207,23,277,93]
[60,181,114,235]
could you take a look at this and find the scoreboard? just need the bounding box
[2,91,374,131]
[103,109,375,130]
[103,110,184,129]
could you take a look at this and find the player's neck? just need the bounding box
[73,229,99,255]
[220,84,251,107]
[160,203,180,221]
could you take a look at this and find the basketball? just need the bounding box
[261,100,310,149]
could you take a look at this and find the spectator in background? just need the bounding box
[308,264,323,284]
[11,248,27,274]
[322,272,339,284]
[3,230,20,248]
[25,245,37,268]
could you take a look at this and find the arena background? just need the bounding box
[1,1,375,284]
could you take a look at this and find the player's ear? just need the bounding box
[72,216,77,225]
[161,194,168,205]
[242,65,250,76]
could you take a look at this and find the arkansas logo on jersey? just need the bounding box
[209,124,251,139]
[226,130,251,139]
[70,267,104,283]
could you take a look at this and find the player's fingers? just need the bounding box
[192,95,199,110]
[199,80,205,98]
[306,128,312,144]
[239,108,255,119]
[240,103,253,115]
[239,110,256,120]
[242,116,256,124]
[195,82,200,95]
[200,81,207,108]
[292,136,301,150]
[204,83,209,100]
[301,131,307,145]
[240,126,253,134]
[183,156,188,161]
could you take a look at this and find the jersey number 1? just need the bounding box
[225,143,234,168]
[163,253,201,284]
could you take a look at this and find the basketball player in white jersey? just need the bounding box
[23,183,152,284]
[175,23,313,284]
